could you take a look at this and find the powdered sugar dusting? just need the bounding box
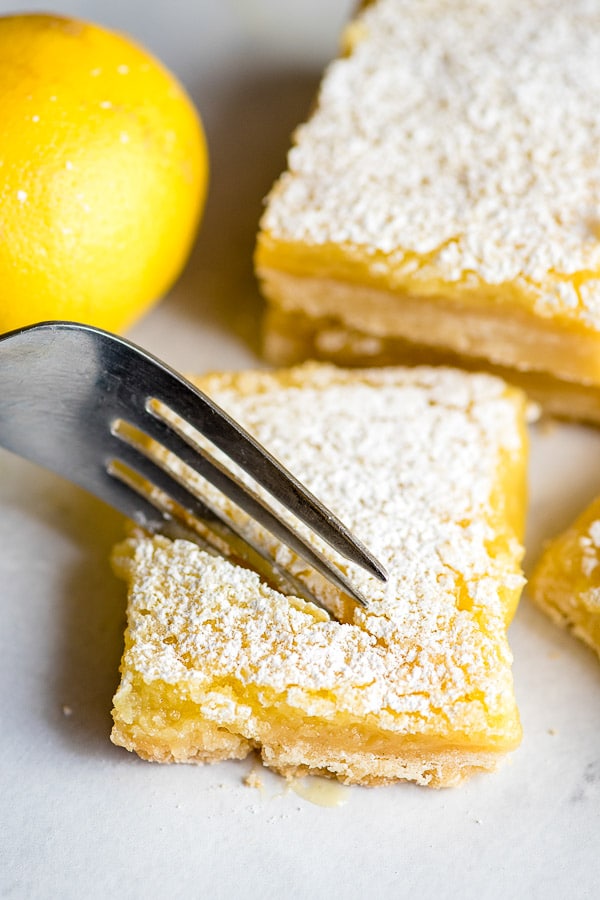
[115,365,525,730]
[261,0,600,317]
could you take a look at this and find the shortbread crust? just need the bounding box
[111,364,528,787]
[263,307,600,424]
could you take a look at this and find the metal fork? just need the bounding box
[0,321,387,611]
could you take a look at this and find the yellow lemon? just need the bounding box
[0,13,207,333]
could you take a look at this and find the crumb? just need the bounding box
[61,704,73,717]
[548,728,557,736]
[244,770,264,790]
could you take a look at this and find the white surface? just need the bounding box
[1,2,600,898]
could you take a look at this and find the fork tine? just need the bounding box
[121,349,387,583]
[110,421,370,607]
[42,321,386,582]
[107,438,335,613]
[94,465,176,532]
[176,402,388,581]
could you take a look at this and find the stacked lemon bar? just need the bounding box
[256,0,600,422]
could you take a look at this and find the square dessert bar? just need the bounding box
[530,498,600,661]
[111,364,528,787]
[255,0,600,422]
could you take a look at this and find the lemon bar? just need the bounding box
[255,0,600,422]
[530,498,600,660]
[111,364,528,787]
